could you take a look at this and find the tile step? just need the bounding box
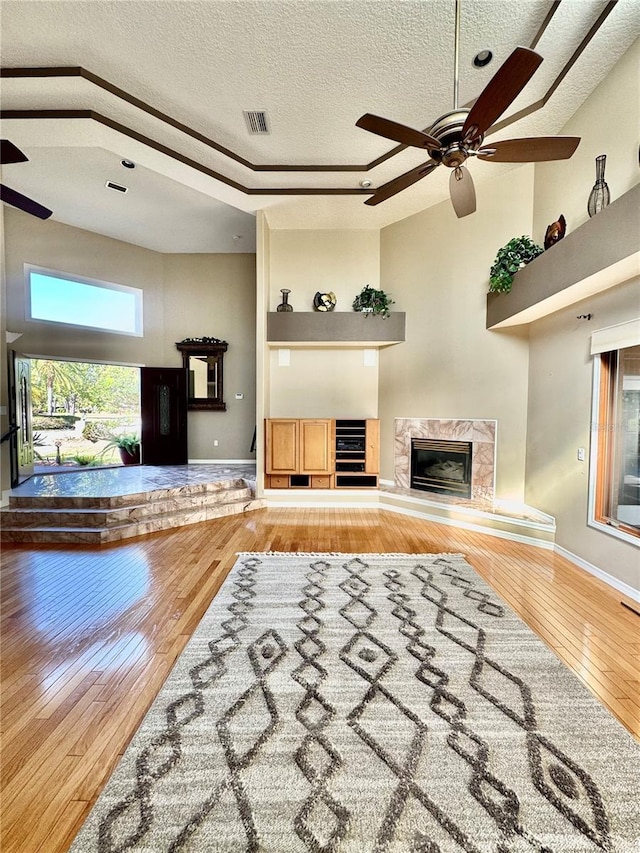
[1,487,253,529]
[1,498,266,544]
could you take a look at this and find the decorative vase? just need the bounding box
[587,154,610,217]
[276,288,293,312]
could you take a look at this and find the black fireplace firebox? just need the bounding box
[411,438,472,498]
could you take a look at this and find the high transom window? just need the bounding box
[26,265,143,337]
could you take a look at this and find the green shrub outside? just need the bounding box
[32,415,80,430]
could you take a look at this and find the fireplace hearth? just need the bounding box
[411,438,472,498]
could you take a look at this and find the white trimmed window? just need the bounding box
[590,319,640,543]
[26,265,143,337]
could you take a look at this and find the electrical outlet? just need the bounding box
[577,447,585,462]
[235,392,244,399]
[213,440,219,447]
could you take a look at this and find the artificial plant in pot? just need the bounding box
[352,284,394,318]
[488,235,544,293]
[103,433,141,465]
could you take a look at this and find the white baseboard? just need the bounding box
[188,459,255,464]
[381,502,554,550]
[554,543,640,602]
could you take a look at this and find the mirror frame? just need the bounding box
[176,338,228,411]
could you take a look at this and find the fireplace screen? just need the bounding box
[411,438,472,498]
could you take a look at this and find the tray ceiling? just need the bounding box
[1,0,638,251]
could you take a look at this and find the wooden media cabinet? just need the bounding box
[265,418,379,489]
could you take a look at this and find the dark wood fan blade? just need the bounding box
[449,166,476,218]
[357,114,440,151]
[462,47,543,143]
[477,136,580,162]
[0,184,52,219]
[1,139,29,165]
[364,161,439,206]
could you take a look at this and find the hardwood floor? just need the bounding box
[1,507,639,853]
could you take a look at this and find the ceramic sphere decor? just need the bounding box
[313,291,337,311]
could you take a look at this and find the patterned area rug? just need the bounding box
[70,553,640,852]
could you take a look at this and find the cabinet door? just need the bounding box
[299,419,332,474]
[365,418,380,474]
[265,419,299,474]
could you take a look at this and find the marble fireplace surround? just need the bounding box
[395,418,497,501]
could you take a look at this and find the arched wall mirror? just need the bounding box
[176,338,228,411]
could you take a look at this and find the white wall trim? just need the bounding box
[554,543,640,602]
[1,488,12,508]
[188,458,256,464]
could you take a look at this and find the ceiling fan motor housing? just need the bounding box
[427,109,482,168]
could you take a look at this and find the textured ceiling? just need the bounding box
[1,0,639,251]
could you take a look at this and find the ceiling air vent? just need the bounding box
[243,110,270,135]
[105,181,128,193]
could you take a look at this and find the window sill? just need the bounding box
[588,517,640,547]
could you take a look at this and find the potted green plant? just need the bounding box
[488,235,544,293]
[103,433,141,465]
[352,284,395,318]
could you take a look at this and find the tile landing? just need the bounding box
[1,464,262,544]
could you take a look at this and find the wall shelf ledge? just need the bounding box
[267,311,406,347]
[486,184,640,330]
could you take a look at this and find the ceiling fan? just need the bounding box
[356,1,580,217]
[1,140,53,220]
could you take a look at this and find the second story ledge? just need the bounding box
[487,183,640,330]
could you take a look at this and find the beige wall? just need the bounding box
[269,348,378,418]
[533,38,640,246]
[0,209,9,498]
[525,278,639,587]
[162,254,256,459]
[2,209,256,461]
[266,228,380,421]
[379,166,534,501]
[268,229,380,313]
[526,38,640,587]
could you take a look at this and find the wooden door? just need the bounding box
[365,418,380,474]
[299,419,332,474]
[265,419,298,474]
[140,367,188,465]
[12,354,34,483]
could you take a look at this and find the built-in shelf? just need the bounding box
[486,184,640,329]
[267,311,406,347]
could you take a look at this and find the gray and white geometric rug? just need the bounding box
[70,553,640,852]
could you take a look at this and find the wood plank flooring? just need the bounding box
[1,507,639,853]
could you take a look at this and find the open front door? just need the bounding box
[140,367,188,465]
[9,353,34,485]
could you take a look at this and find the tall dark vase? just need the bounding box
[276,288,293,312]
[587,154,610,217]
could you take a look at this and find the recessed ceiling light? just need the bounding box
[232,234,242,240]
[360,179,372,188]
[473,50,493,68]
[121,159,135,169]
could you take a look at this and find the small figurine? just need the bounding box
[544,214,566,250]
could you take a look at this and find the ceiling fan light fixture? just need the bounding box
[473,50,493,68]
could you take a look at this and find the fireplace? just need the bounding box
[395,418,496,501]
[411,438,472,498]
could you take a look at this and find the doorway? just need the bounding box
[26,357,142,474]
